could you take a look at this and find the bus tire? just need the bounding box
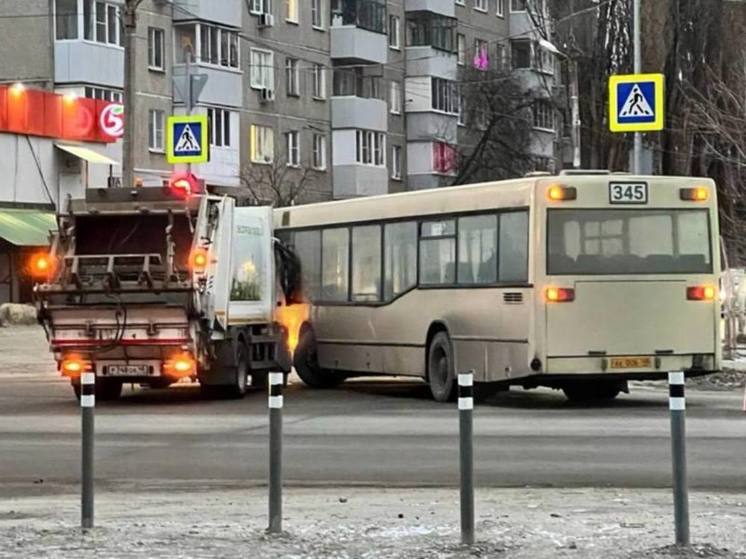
[562,380,623,402]
[427,331,456,403]
[294,328,343,388]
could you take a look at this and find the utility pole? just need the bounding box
[122,0,143,189]
[632,0,642,174]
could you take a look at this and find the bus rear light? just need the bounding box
[547,185,577,202]
[545,287,575,303]
[687,285,716,301]
[680,187,709,202]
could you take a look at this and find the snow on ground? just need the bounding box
[1,485,745,558]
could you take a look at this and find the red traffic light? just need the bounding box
[168,172,204,198]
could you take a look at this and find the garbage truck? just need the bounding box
[32,185,299,401]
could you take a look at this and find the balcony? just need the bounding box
[331,71,388,131]
[405,0,454,17]
[333,165,389,198]
[173,0,242,28]
[55,41,123,88]
[331,0,388,64]
[172,65,243,109]
[405,46,457,80]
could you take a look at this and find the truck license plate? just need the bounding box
[106,364,151,376]
[609,357,652,369]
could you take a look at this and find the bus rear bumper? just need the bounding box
[544,353,718,379]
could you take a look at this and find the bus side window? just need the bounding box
[384,221,417,300]
[458,214,497,284]
[293,230,321,301]
[420,219,456,285]
[322,228,350,302]
[352,225,382,302]
[498,211,529,283]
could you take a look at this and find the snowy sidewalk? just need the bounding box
[1,485,745,558]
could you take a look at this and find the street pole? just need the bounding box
[184,45,194,178]
[80,372,95,530]
[633,0,642,174]
[268,372,284,534]
[668,371,690,546]
[122,0,140,189]
[458,371,475,546]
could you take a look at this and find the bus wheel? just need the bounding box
[294,328,343,388]
[562,380,623,402]
[427,332,456,403]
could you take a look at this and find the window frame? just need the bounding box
[497,0,505,17]
[250,124,275,164]
[285,0,299,23]
[474,0,488,12]
[388,14,400,50]
[250,47,275,90]
[311,0,324,29]
[286,130,300,167]
[148,109,165,153]
[148,27,165,71]
[312,133,327,170]
[285,57,300,97]
[312,63,326,99]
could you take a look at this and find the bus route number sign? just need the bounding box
[609,182,648,205]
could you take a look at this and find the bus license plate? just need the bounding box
[106,364,151,376]
[610,357,652,370]
[609,182,648,204]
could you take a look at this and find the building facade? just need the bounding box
[0,0,562,301]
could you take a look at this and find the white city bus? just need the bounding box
[274,172,721,401]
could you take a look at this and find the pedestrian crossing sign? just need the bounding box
[167,115,209,164]
[609,73,665,133]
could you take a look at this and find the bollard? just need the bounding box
[80,372,95,530]
[458,371,475,546]
[267,372,284,534]
[668,371,690,546]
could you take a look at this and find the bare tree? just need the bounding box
[240,158,313,207]
[452,66,537,184]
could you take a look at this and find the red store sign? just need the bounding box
[0,85,122,144]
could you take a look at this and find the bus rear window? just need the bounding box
[547,209,712,275]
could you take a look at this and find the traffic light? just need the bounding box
[167,172,204,198]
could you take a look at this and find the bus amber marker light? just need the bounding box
[191,248,208,271]
[547,185,577,202]
[680,187,709,202]
[545,287,575,303]
[687,285,716,301]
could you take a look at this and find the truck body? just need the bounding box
[34,187,294,400]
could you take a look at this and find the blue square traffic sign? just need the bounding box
[167,115,209,164]
[609,73,665,133]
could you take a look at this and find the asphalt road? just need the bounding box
[1,327,745,495]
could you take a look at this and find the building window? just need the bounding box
[80,0,122,46]
[285,0,299,22]
[455,0,465,5]
[55,0,78,39]
[431,78,458,114]
[532,99,554,130]
[389,15,400,49]
[356,130,385,166]
[148,109,164,152]
[458,95,466,126]
[250,48,275,90]
[312,63,326,99]
[250,124,274,163]
[391,145,402,179]
[390,81,402,115]
[286,131,300,167]
[473,38,489,70]
[250,0,273,14]
[406,13,456,53]
[497,0,505,17]
[331,0,385,32]
[535,46,555,75]
[333,68,382,99]
[511,0,527,12]
[148,27,165,71]
[286,58,300,97]
[433,142,457,174]
[84,86,122,102]
[495,43,505,69]
[197,25,239,68]
[207,108,232,148]
[474,0,487,11]
[457,33,466,66]
[511,40,532,69]
[312,0,323,29]
[312,134,327,170]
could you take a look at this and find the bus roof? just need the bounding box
[274,173,715,229]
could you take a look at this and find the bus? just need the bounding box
[274,172,721,402]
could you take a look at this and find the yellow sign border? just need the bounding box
[609,73,665,133]
[166,115,209,164]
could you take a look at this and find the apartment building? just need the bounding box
[0,0,561,301]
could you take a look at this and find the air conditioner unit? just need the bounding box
[258,13,274,27]
[260,88,275,102]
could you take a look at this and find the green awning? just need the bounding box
[0,209,57,246]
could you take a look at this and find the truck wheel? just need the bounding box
[294,328,343,388]
[562,380,623,402]
[72,379,122,401]
[427,331,456,403]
